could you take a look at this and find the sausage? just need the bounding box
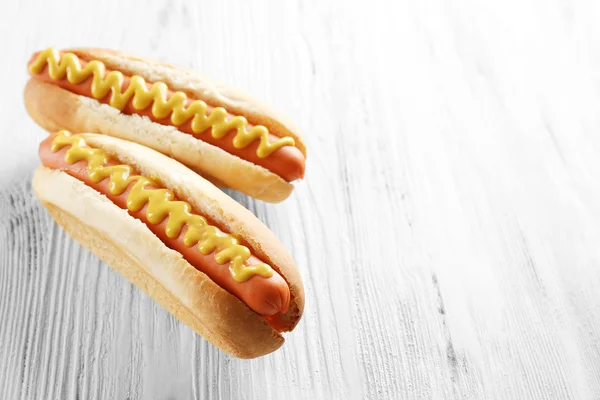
[38,134,291,318]
[29,52,305,182]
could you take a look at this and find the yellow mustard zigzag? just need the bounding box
[51,130,273,282]
[32,48,294,158]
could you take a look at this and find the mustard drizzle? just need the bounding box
[31,48,295,158]
[51,131,273,282]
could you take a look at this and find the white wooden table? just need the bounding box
[2,1,600,398]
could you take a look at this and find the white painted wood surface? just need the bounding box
[2,0,600,398]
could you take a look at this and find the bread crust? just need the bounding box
[33,166,285,358]
[24,79,294,203]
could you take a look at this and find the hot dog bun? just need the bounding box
[32,133,304,358]
[24,48,306,203]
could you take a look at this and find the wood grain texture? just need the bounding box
[2,0,600,398]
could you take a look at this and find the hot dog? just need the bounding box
[33,131,304,357]
[25,47,307,202]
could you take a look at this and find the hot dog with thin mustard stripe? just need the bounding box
[32,131,304,358]
[25,47,307,202]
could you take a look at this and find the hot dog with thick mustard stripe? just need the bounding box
[33,130,304,358]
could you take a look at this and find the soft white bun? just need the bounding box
[32,134,304,358]
[25,47,306,203]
